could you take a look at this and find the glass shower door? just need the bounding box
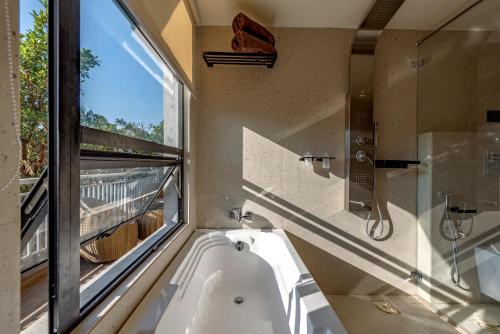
[417,1,500,332]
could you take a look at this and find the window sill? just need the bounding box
[73,223,193,334]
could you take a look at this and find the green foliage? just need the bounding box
[20,0,164,178]
[80,48,100,94]
[20,0,49,177]
[81,109,164,144]
[20,0,100,177]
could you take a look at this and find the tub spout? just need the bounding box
[235,241,245,251]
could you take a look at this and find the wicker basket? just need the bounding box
[80,198,139,263]
[137,209,164,240]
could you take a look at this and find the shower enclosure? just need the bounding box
[417,0,500,332]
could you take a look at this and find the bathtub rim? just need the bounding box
[118,228,344,334]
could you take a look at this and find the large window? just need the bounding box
[20,0,185,332]
[77,0,185,316]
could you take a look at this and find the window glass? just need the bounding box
[80,0,182,147]
[19,0,184,331]
[20,0,49,180]
[19,0,49,332]
[21,218,47,271]
[79,167,181,306]
[78,0,183,310]
[80,166,173,242]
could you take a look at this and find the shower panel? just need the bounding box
[345,0,406,212]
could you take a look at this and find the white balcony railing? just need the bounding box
[21,169,164,270]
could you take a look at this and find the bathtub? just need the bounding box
[119,229,347,334]
[475,244,500,302]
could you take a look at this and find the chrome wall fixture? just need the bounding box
[345,0,406,212]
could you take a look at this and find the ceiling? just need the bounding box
[189,0,480,30]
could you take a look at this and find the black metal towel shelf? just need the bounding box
[374,160,420,169]
[203,52,277,68]
[450,207,477,214]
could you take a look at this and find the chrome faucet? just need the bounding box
[228,208,253,223]
[349,200,372,211]
[235,241,245,251]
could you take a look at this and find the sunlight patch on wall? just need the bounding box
[274,102,345,142]
[242,126,285,197]
[161,0,193,83]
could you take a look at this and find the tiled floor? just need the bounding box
[432,303,500,334]
[327,295,462,334]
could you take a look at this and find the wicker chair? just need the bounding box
[137,209,164,240]
[80,198,138,263]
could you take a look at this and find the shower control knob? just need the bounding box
[355,150,367,163]
[355,135,368,146]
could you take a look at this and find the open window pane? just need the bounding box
[79,166,181,308]
[80,0,182,148]
[79,166,173,242]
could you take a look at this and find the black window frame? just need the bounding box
[47,0,186,332]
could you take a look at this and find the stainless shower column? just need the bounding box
[345,0,405,212]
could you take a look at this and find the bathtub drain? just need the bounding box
[234,296,244,304]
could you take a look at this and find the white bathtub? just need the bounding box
[119,229,347,334]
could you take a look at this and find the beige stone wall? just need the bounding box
[0,0,20,331]
[195,26,423,295]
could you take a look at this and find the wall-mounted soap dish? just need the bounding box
[299,156,336,169]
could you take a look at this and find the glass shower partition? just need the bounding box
[416,0,500,332]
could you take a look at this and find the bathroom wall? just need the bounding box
[417,30,500,304]
[195,26,423,295]
[0,0,20,331]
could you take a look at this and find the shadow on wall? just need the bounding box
[195,28,419,296]
[241,178,491,304]
[195,24,500,326]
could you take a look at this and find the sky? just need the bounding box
[20,0,170,126]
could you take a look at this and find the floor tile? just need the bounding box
[328,295,461,334]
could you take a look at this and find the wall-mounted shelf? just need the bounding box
[374,160,420,169]
[203,52,277,68]
[450,207,477,214]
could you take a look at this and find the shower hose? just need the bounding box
[365,153,384,240]
[445,202,476,286]
[366,190,384,240]
[445,205,461,286]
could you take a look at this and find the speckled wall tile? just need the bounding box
[195,26,423,295]
[0,0,20,331]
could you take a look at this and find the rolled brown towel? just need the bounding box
[231,30,277,55]
[232,12,275,47]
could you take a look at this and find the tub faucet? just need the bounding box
[235,241,245,251]
[229,208,253,223]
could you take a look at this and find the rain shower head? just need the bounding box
[361,0,406,30]
[352,0,405,54]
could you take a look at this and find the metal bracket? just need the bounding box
[410,271,423,282]
[411,59,424,69]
